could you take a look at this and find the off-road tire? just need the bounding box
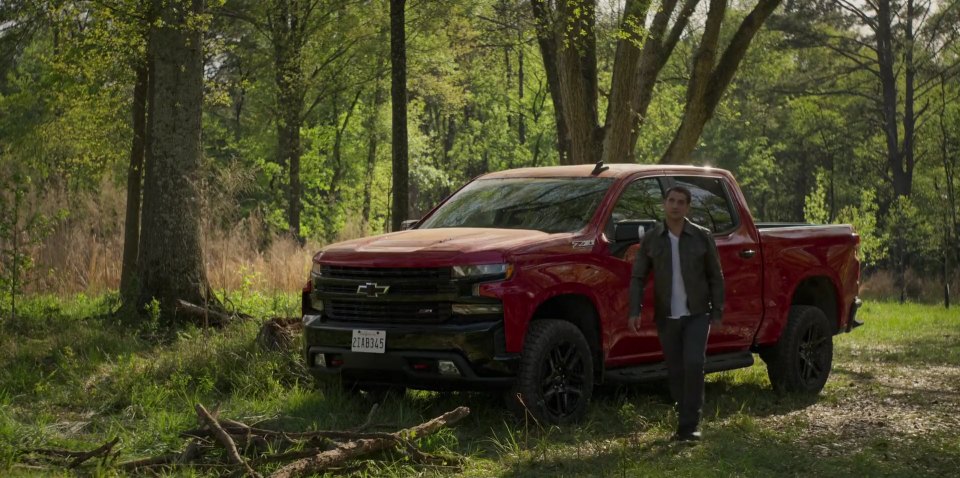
[506,320,594,425]
[761,305,834,394]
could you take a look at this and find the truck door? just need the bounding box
[668,175,764,353]
[601,176,667,366]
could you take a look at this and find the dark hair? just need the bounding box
[664,185,692,205]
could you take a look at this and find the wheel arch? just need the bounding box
[790,275,840,333]
[530,294,604,375]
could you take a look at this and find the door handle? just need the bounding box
[739,249,757,259]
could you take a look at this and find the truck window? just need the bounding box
[604,178,663,239]
[672,176,738,233]
[419,177,615,234]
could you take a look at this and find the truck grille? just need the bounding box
[316,266,455,323]
[322,266,449,281]
[327,299,452,323]
[317,282,450,295]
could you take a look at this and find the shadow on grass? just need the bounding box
[0,312,145,399]
[493,422,960,477]
[271,374,832,470]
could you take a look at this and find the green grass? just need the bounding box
[1,297,958,476]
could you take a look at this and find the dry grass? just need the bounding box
[23,177,325,296]
[861,269,959,303]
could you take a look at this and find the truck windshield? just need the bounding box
[419,177,614,233]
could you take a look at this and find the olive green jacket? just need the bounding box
[629,219,725,324]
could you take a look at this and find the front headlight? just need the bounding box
[310,261,323,279]
[452,263,514,280]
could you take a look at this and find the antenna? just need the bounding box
[591,160,608,175]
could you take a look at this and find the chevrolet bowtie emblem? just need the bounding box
[356,282,390,297]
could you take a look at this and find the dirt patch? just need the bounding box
[748,362,960,456]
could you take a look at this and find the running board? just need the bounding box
[603,351,755,384]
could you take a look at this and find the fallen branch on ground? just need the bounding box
[175,300,255,326]
[196,404,262,478]
[24,437,119,469]
[26,402,470,475]
[269,406,470,478]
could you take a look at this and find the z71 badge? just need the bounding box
[571,240,595,248]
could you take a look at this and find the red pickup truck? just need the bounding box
[302,164,862,424]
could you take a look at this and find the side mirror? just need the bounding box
[401,219,420,230]
[614,219,658,243]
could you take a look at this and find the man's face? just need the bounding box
[664,191,691,221]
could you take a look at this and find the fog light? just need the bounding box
[438,360,460,376]
[310,295,324,312]
[314,353,326,368]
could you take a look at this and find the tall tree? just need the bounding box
[220,0,367,241]
[120,1,154,305]
[532,0,781,165]
[119,55,149,304]
[390,0,409,231]
[136,0,217,317]
[780,0,960,199]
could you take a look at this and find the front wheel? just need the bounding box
[761,305,834,394]
[507,320,594,425]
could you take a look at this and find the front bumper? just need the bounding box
[303,315,518,390]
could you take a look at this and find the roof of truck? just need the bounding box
[480,163,731,180]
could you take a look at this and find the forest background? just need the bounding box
[1,0,959,317]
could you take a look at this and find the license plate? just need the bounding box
[351,329,386,354]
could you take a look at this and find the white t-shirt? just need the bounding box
[668,231,690,319]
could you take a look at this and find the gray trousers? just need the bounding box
[656,313,710,433]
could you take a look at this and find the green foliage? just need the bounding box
[0,171,56,321]
[803,168,830,225]
[836,189,888,267]
[886,196,937,270]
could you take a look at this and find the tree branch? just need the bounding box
[196,404,262,478]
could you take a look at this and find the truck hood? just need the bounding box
[322,228,557,264]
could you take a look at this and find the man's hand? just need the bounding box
[709,310,722,326]
[628,314,641,333]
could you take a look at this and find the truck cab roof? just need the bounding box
[480,163,732,180]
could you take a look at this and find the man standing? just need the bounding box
[628,186,725,441]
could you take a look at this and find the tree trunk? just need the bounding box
[274,0,306,242]
[326,90,362,235]
[625,0,699,161]
[900,0,917,198]
[390,0,409,232]
[518,30,526,144]
[555,0,599,164]
[602,0,653,163]
[137,0,216,319]
[120,58,149,305]
[535,0,779,166]
[660,0,781,164]
[363,74,386,235]
[531,0,570,163]
[661,0,727,164]
[875,0,909,198]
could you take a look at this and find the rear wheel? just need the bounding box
[761,305,834,394]
[506,320,594,425]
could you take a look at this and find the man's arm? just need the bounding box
[629,237,652,332]
[704,232,725,323]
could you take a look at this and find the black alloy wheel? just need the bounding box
[508,319,594,425]
[761,305,834,394]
